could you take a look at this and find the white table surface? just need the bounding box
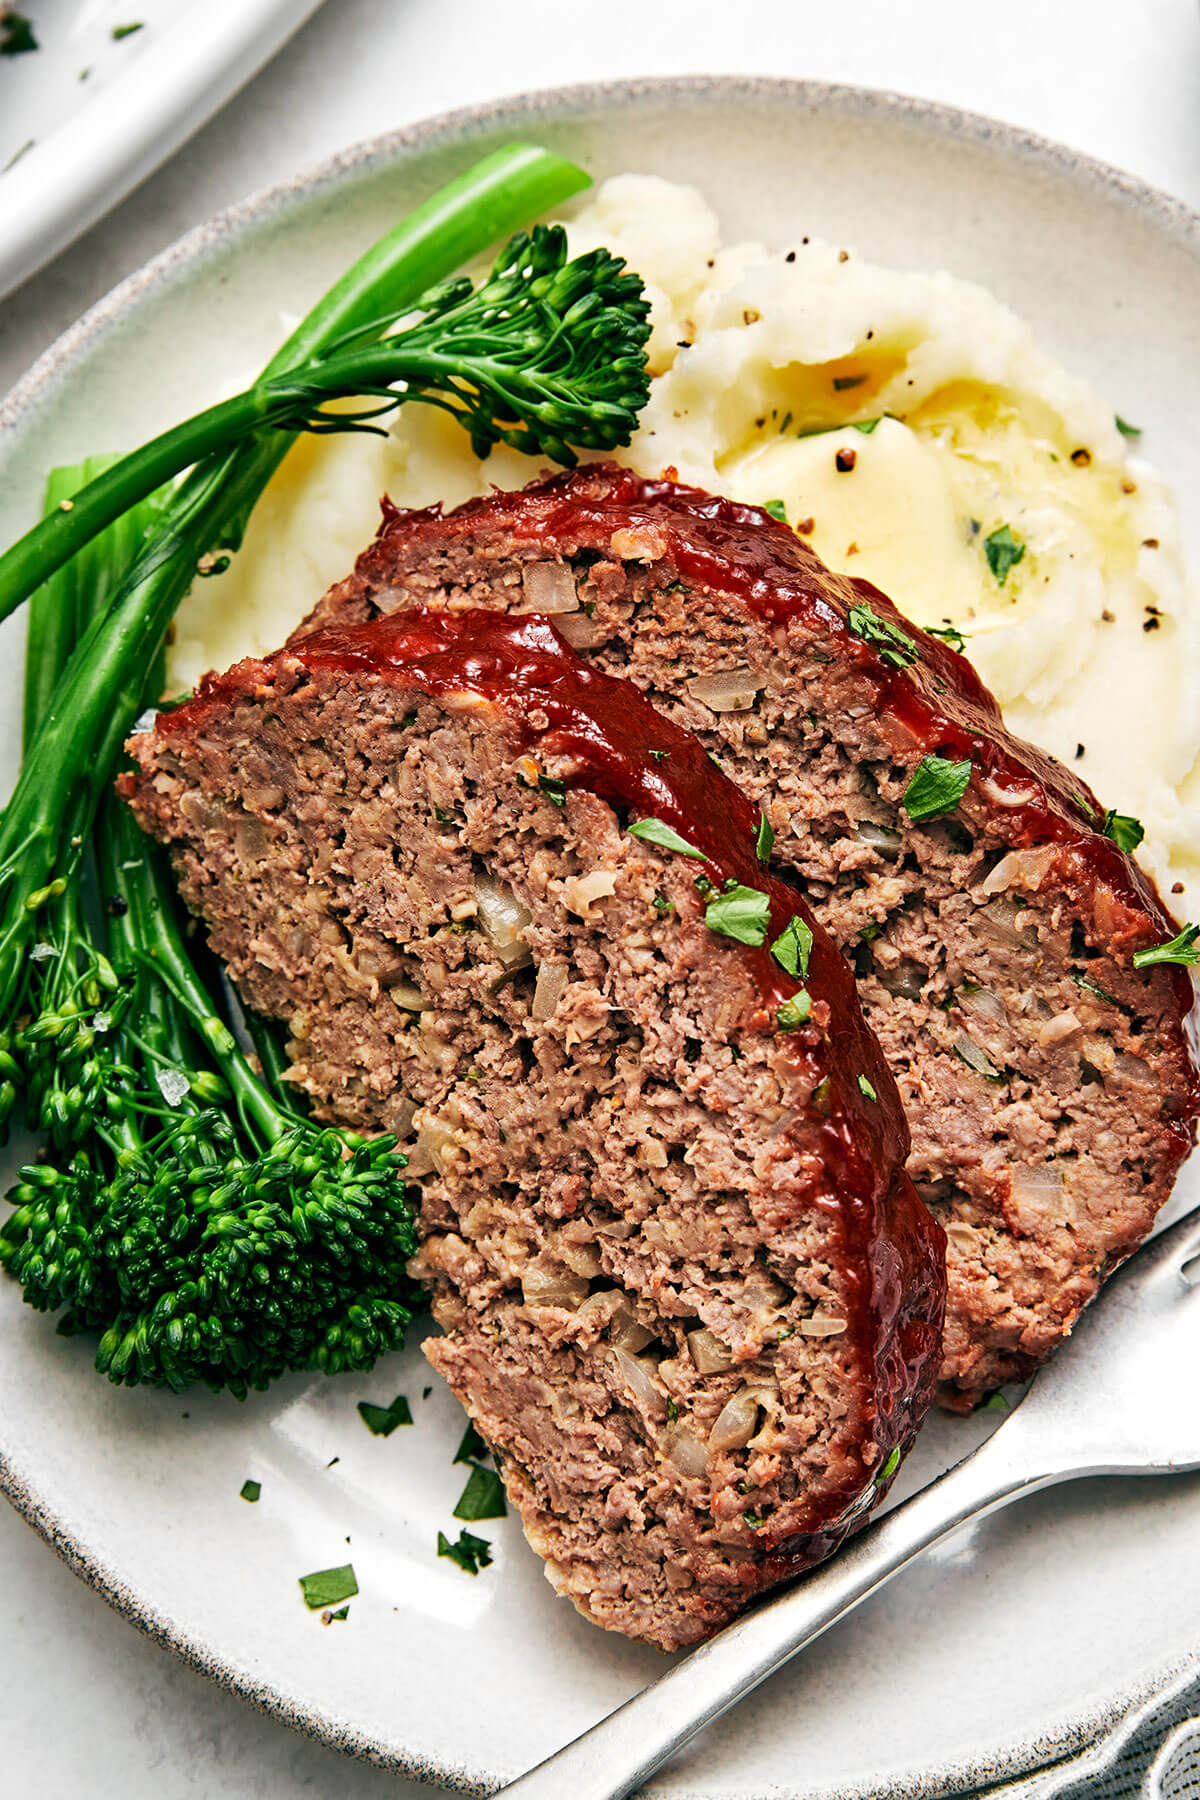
[1,2,1199,1795]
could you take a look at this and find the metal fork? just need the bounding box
[497,1204,1200,1799]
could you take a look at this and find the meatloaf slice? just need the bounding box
[296,465,1200,1409]
[121,606,945,1650]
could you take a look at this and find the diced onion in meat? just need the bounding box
[1038,1009,1082,1046]
[980,846,1057,895]
[663,1426,708,1478]
[474,871,533,968]
[952,1033,1004,1081]
[687,1327,735,1373]
[523,1259,589,1309]
[709,1387,762,1453]
[977,898,1035,949]
[560,1240,603,1279]
[685,668,764,713]
[855,821,902,860]
[979,775,1039,809]
[408,1112,460,1177]
[389,981,427,1011]
[556,612,603,649]
[959,984,1005,1025]
[612,1347,667,1417]
[577,1290,654,1352]
[519,562,579,613]
[563,870,618,918]
[1115,1051,1154,1085]
[532,962,569,1021]
[943,1222,978,1254]
[797,1314,848,1337]
[1008,1164,1064,1202]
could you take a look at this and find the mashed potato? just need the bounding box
[170,175,1200,909]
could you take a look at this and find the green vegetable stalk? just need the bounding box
[1,466,418,1393]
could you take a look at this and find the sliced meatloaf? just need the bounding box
[121,605,945,1649]
[296,465,1200,1409]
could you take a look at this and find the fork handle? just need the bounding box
[494,1428,1061,1799]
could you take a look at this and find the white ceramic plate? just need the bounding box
[0,0,326,301]
[1,78,1199,1800]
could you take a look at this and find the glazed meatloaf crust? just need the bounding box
[297,465,1200,1409]
[122,605,945,1649]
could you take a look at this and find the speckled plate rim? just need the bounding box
[2,73,1200,1799]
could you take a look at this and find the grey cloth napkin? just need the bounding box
[974,1663,1200,1800]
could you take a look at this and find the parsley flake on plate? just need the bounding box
[299,1564,358,1610]
[0,8,36,54]
[627,818,709,861]
[438,1529,493,1575]
[357,1394,413,1437]
[240,1479,261,1503]
[111,22,144,40]
[454,1462,508,1521]
[705,883,771,946]
[846,602,918,669]
[454,1421,488,1465]
[902,754,972,823]
[1132,923,1200,970]
[1115,415,1141,439]
[771,914,813,979]
[1101,808,1145,854]
[983,523,1026,586]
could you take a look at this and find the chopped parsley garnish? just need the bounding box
[454,1462,508,1521]
[771,914,813,979]
[454,1421,488,1464]
[776,992,812,1030]
[742,1511,766,1528]
[666,1398,680,1423]
[852,417,882,435]
[538,775,566,808]
[763,499,788,524]
[0,8,36,54]
[357,1394,413,1437]
[240,1479,261,1503]
[1115,415,1141,439]
[1101,808,1145,854]
[627,818,709,861]
[858,1075,877,1101]
[327,1606,350,1622]
[111,22,144,40]
[652,895,673,914]
[755,811,774,862]
[1132,923,1200,970]
[924,623,968,653]
[833,374,866,391]
[846,602,918,669]
[299,1564,358,1610]
[705,882,771,946]
[981,1391,1011,1413]
[983,523,1026,586]
[648,748,669,762]
[878,1446,901,1482]
[1072,970,1119,1006]
[438,1529,493,1575]
[902,754,972,823]
[432,805,453,824]
[858,921,882,943]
